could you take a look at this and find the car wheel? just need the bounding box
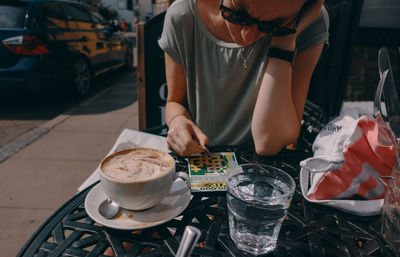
[124,46,133,70]
[71,57,92,97]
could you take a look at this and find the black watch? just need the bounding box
[268,47,297,66]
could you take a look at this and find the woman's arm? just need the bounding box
[164,53,209,156]
[251,0,325,155]
[252,42,324,155]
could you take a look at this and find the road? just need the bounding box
[0,69,137,150]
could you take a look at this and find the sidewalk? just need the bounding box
[0,71,139,257]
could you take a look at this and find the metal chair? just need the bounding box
[374,46,400,255]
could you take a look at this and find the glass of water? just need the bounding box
[227,164,295,255]
[381,167,400,255]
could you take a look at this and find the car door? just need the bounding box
[35,3,71,40]
[108,30,127,67]
[63,3,109,74]
[33,3,75,71]
[90,10,125,68]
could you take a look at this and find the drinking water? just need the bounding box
[227,166,295,255]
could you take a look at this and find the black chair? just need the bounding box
[136,0,364,136]
[307,0,364,120]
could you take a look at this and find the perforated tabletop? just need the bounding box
[17,144,395,257]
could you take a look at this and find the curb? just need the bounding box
[0,127,49,162]
[0,82,119,163]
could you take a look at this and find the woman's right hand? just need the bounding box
[163,52,209,156]
[166,115,209,157]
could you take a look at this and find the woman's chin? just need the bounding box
[234,40,253,46]
[232,35,267,46]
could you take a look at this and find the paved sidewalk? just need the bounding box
[0,71,139,257]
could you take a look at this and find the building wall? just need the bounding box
[136,0,168,21]
[101,0,134,29]
[345,43,400,102]
[137,0,153,21]
[153,0,168,16]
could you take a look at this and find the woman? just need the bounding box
[159,0,329,156]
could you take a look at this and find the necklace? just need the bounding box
[238,47,255,70]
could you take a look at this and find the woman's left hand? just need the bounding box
[296,0,324,35]
[271,0,324,49]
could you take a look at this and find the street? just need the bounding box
[0,69,137,157]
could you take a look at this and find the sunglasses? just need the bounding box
[219,0,305,36]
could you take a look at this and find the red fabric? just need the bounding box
[309,118,395,200]
[121,20,127,31]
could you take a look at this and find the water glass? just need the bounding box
[381,167,400,255]
[227,164,296,255]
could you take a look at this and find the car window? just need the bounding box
[36,4,68,28]
[0,3,27,28]
[91,11,106,25]
[64,4,92,23]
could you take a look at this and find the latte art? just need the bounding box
[99,147,188,211]
[102,148,173,182]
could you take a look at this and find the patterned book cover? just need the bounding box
[188,152,242,192]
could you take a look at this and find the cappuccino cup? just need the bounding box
[100,147,190,210]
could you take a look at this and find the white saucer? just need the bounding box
[85,181,191,230]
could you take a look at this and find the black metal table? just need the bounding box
[17,144,396,257]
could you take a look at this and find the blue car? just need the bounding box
[0,0,133,97]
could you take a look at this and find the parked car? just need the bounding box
[0,0,133,97]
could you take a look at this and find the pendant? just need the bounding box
[243,60,247,70]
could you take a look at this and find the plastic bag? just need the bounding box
[300,108,395,216]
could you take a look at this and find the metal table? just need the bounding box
[17,144,396,257]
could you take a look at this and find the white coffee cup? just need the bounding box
[99,147,190,210]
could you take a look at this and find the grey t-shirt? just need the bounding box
[159,0,329,145]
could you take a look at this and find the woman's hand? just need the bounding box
[163,52,209,156]
[296,0,324,34]
[271,0,324,50]
[166,115,209,157]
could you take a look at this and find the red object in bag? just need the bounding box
[308,118,396,200]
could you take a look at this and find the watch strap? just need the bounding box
[268,47,297,66]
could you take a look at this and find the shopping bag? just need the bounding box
[300,108,396,216]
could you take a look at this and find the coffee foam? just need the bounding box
[102,149,173,182]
